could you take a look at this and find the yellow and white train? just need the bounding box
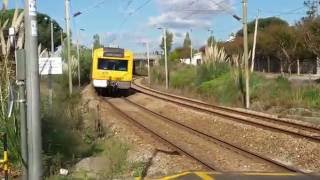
[91,47,133,94]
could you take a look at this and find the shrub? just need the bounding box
[150,66,165,85]
[170,66,196,88]
[41,92,95,176]
[302,87,320,107]
[195,62,230,85]
[199,72,243,106]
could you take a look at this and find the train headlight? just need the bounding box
[93,80,108,88]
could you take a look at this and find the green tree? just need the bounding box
[258,24,302,74]
[169,47,190,60]
[301,17,320,57]
[93,34,103,50]
[160,30,173,52]
[236,17,288,36]
[80,47,93,84]
[183,32,191,48]
[0,9,65,51]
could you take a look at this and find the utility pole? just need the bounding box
[210,31,214,49]
[24,0,43,179]
[251,10,260,72]
[163,28,168,89]
[208,29,214,59]
[65,0,73,94]
[77,30,81,88]
[146,41,151,85]
[49,20,54,106]
[242,0,250,109]
[51,21,54,55]
[190,29,193,65]
[16,48,28,180]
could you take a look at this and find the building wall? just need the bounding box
[180,53,203,66]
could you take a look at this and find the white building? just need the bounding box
[180,52,203,66]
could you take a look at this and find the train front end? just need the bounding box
[91,47,133,94]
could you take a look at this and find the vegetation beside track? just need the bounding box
[42,74,147,178]
[149,62,320,119]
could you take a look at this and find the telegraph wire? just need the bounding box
[73,0,109,17]
[112,0,153,44]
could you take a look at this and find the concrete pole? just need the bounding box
[65,0,73,94]
[24,0,43,179]
[251,10,260,72]
[49,20,54,106]
[51,21,54,54]
[243,0,250,109]
[268,56,271,72]
[210,33,213,49]
[77,30,81,88]
[208,29,214,58]
[163,28,168,89]
[146,42,151,85]
[297,59,300,75]
[190,29,193,65]
[16,49,28,180]
[18,81,27,180]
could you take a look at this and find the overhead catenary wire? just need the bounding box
[261,6,306,17]
[112,0,153,44]
[125,0,134,10]
[73,0,109,17]
[118,0,153,28]
[208,0,238,17]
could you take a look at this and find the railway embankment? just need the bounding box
[148,63,320,124]
[70,85,204,179]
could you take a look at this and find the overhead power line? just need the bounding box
[73,0,108,17]
[208,0,235,16]
[208,0,241,21]
[112,0,153,43]
[262,6,306,17]
[118,0,153,28]
[125,0,134,10]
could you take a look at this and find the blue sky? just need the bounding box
[11,0,307,52]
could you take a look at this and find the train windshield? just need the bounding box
[98,58,128,71]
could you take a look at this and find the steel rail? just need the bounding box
[131,80,320,143]
[105,98,220,172]
[124,98,305,173]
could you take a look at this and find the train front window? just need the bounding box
[98,58,128,71]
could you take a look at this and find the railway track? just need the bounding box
[105,98,219,172]
[104,97,305,173]
[131,79,320,143]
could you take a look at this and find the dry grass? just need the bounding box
[0,3,25,166]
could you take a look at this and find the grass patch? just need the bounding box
[67,137,130,179]
[196,62,230,85]
[170,66,196,88]
[198,72,242,106]
[151,62,320,114]
[40,76,104,177]
[130,161,146,178]
[102,138,129,178]
[41,90,100,176]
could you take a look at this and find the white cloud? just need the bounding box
[148,0,233,30]
[99,31,159,50]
